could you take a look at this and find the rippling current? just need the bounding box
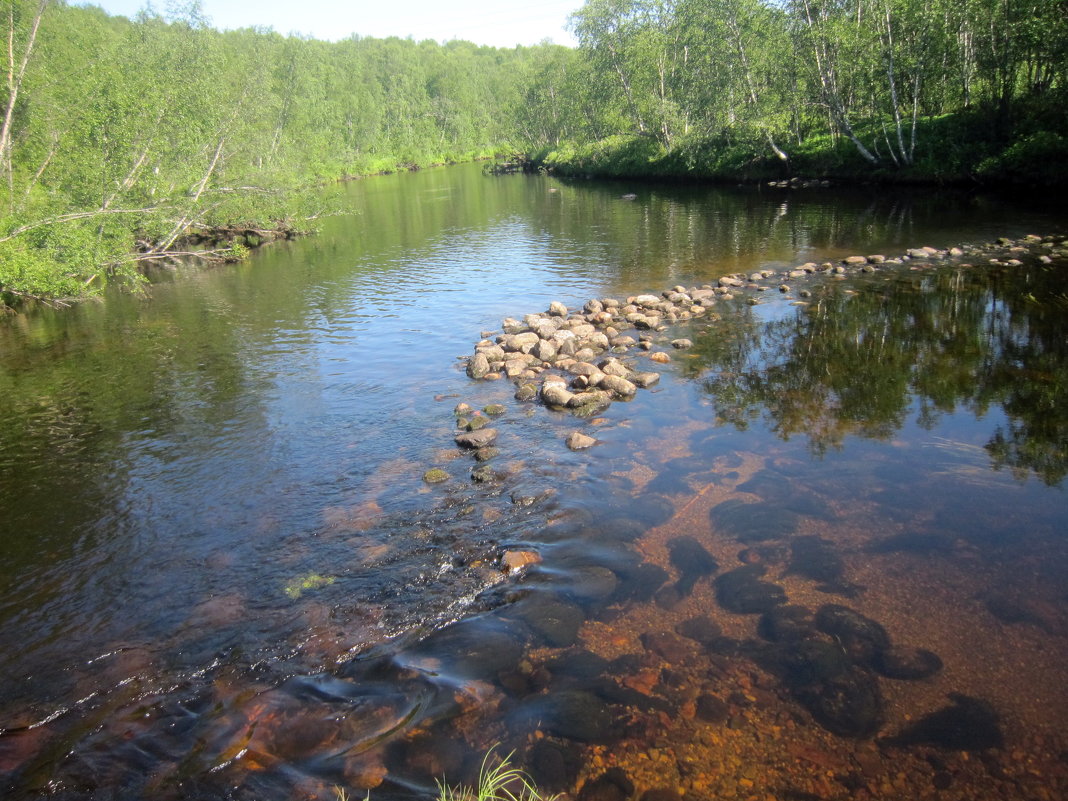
[1,163,1066,800]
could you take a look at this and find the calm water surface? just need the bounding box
[1,162,1066,800]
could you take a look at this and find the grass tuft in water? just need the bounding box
[436,747,557,801]
[334,747,556,801]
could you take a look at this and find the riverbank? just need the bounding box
[530,107,1068,189]
[0,150,506,313]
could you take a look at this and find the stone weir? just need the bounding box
[438,233,1066,481]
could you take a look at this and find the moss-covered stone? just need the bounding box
[284,573,335,599]
[422,468,449,484]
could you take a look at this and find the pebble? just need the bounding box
[567,431,597,450]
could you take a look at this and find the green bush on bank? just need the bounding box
[536,104,1068,188]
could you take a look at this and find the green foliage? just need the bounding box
[538,0,1068,182]
[436,748,557,801]
[977,132,1068,187]
[0,2,539,307]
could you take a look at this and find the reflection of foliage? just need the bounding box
[688,259,1068,484]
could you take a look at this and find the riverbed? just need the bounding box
[1,163,1066,800]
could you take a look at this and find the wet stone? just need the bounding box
[788,535,858,595]
[883,693,1003,751]
[514,382,538,402]
[695,693,730,724]
[546,648,611,681]
[579,769,635,801]
[641,790,680,801]
[509,594,585,648]
[981,591,1056,631]
[710,498,799,542]
[667,536,720,596]
[782,639,853,685]
[715,565,787,614]
[474,446,499,462]
[563,566,620,607]
[674,616,723,647]
[874,645,943,680]
[520,690,618,743]
[815,604,891,666]
[628,494,676,527]
[527,740,582,792]
[758,605,818,643]
[566,431,597,450]
[640,631,691,664]
[467,352,491,379]
[631,371,660,388]
[614,561,669,603]
[483,403,507,416]
[471,465,499,483]
[465,415,490,431]
[405,618,524,680]
[794,667,885,738]
[654,584,683,610]
[422,468,449,484]
[455,428,498,449]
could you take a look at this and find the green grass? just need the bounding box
[435,748,557,801]
[335,747,557,801]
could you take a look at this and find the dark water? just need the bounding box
[1,162,1066,800]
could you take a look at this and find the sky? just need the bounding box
[80,0,584,48]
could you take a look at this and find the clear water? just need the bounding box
[0,162,1065,800]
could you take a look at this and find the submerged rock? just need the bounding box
[710,499,799,542]
[873,645,943,680]
[667,535,719,596]
[815,604,891,666]
[714,565,787,614]
[518,690,618,743]
[578,769,634,801]
[514,382,538,402]
[788,536,845,585]
[793,667,885,738]
[696,693,730,724]
[883,693,1003,751]
[758,604,818,643]
[674,616,723,647]
[788,535,860,596]
[422,468,449,484]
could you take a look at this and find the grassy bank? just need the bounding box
[532,103,1068,188]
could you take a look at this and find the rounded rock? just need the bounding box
[566,431,597,450]
[422,468,449,484]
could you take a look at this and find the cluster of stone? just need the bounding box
[444,233,1066,471]
[462,290,722,438]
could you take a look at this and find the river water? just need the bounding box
[1,162,1066,800]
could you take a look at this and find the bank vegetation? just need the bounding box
[1,0,1064,308]
[526,0,1067,185]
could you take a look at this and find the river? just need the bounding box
[1,162,1066,800]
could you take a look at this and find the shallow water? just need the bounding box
[1,163,1066,800]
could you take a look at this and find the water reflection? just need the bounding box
[686,262,1068,484]
[1,165,1066,800]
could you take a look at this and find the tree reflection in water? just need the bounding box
[685,260,1068,485]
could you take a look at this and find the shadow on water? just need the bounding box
[1,164,1067,799]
